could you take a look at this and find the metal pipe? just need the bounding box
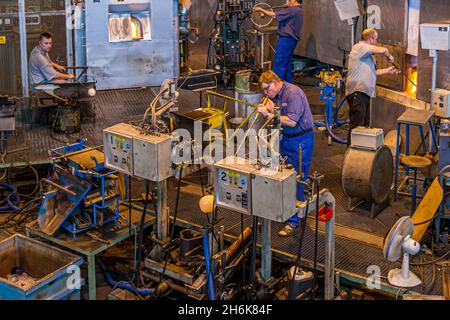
[65,0,74,69]
[226,226,252,260]
[41,178,76,196]
[261,218,272,281]
[206,90,260,109]
[203,230,215,300]
[431,49,438,91]
[18,0,29,97]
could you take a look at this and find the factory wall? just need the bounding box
[416,0,450,102]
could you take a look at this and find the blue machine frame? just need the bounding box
[38,140,122,238]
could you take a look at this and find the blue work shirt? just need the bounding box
[273,82,314,137]
[275,6,304,41]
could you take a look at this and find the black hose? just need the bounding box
[292,199,310,278]
[250,215,258,288]
[136,179,150,286]
[158,165,184,288]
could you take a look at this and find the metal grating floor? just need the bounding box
[8,87,444,297]
[164,190,442,297]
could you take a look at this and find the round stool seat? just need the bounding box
[400,155,432,168]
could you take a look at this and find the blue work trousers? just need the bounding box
[280,130,314,227]
[274,36,298,83]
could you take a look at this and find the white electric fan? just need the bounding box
[383,216,422,288]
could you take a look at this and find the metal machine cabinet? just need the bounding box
[103,123,135,175]
[214,156,257,215]
[103,123,173,181]
[132,131,173,182]
[251,169,297,222]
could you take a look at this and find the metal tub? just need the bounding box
[0,234,84,300]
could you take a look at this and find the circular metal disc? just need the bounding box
[383,216,414,262]
[251,3,274,28]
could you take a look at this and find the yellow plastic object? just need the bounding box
[199,195,215,214]
[411,178,443,242]
[118,172,126,199]
[317,70,343,86]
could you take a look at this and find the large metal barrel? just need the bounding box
[342,145,393,204]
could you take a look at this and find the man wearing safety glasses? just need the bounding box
[257,70,314,237]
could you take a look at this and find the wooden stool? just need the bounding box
[400,155,432,214]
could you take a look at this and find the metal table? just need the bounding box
[25,204,155,300]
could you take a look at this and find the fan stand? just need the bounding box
[388,251,422,288]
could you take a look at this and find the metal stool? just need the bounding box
[400,155,432,214]
[394,109,439,201]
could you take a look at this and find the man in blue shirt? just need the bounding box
[254,0,304,82]
[257,70,314,237]
[29,32,75,90]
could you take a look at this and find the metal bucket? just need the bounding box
[342,145,393,204]
[234,91,265,131]
[53,104,81,134]
[0,234,84,300]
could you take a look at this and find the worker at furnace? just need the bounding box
[254,0,304,83]
[257,70,314,237]
[345,28,400,146]
[29,32,75,90]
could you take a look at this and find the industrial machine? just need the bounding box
[208,0,257,86]
[314,69,349,145]
[431,88,450,118]
[214,156,297,222]
[37,140,121,237]
[32,78,97,136]
[342,127,393,217]
[0,96,17,155]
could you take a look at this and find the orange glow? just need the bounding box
[130,18,142,40]
[406,67,417,98]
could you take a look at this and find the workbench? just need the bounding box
[25,204,155,300]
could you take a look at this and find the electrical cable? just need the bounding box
[410,249,450,266]
[136,179,150,287]
[292,198,310,286]
[157,165,184,292]
[239,212,247,298]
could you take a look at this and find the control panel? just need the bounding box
[214,157,256,215]
[103,123,134,175]
[432,88,450,118]
[103,123,173,181]
[214,156,298,221]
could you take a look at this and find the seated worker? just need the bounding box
[257,70,314,237]
[29,32,75,90]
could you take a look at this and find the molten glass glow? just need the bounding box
[406,67,417,98]
[131,20,138,40]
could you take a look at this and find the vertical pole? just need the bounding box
[261,218,272,281]
[324,191,336,300]
[405,124,410,176]
[394,123,401,201]
[260,32,265,70]
[155,179,169,259]
[18,0,29,97]
[87,254,96,300]
[431,49,438,92]
[65,0,74,68]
